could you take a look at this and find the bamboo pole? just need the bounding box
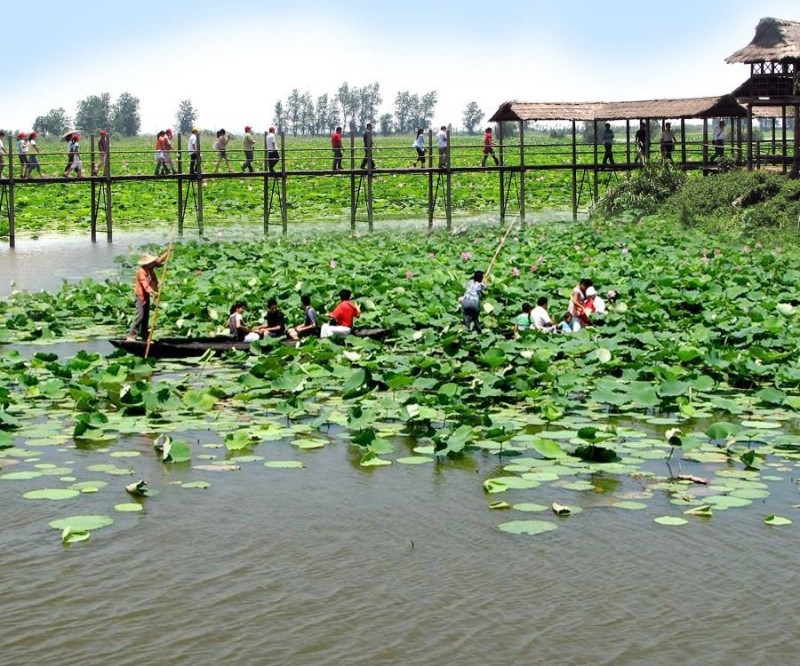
[484,216,517,280]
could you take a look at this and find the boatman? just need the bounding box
[127,247,172,341]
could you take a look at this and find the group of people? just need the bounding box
[0,130,45,178]
[227,290,361,343]
[460,272,612,335]
[126,247,362,344]
[606,119,728,166]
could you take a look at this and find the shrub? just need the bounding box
[594,163,686,218]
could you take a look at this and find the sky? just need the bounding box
[4,0,799,134]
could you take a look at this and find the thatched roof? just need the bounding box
[725,17,800,64]
[489,96,747,123]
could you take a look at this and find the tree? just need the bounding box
[335,82,360,134]
[274,101,285,132]
[357,82,382,132]
[315,94,335,135]
[394,91,413,134]
[462,102,483,134]
[75,93,111,134]
[379,113,394,136]
[32,108,71,136]
[287,89,302,135]
[111,93,141,136]
[418,91,438,130]
[175,99,198,134]
[298,91,314,136]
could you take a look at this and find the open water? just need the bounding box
[1,230,798,666]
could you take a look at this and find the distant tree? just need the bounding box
[462,101,483,134]
[379,113,394,136]
[175,99,198,134]
[298,91,314,136]
[111,93,141,136]
[315,93,335,135]
[273,100,285,132]
[394,91,413,134]
[287,89,302,135]
[418,91,438,129]
[357,82,382,132]
[75,93,111,134]
[32,107,71,136]
[335,82,361,134]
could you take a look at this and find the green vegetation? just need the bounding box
[2,219,800,541]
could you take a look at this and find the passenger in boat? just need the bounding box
[127,247,172,341]
[320,289,361,338]
[514,302,532,336]
[228,302,258,342]
[258,297,286,338]
[460,270,486,332]
[569,278,592,326]
[531,296,557,332]
[287,294,320,341]
[582,286,606,325]
[558,311,577,333]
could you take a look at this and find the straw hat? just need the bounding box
[138,253,158,266]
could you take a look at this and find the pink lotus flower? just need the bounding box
[583,256,591,263]
[529,264,539,272]
[405,270,414,279]
[460,251,472,261]
[714,248,721,255]
[755,242,763,249]
[701,256,710,264]
[427,252,437,258]
[329,259,337,268]
[511,267,520,276]
[537,255,545,264]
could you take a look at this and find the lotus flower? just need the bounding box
[742,244,750,253]
[329,259,337,268]
[460,251,472,261]
[511,267,520,277]
[621,247,629,254]
[529,264,539,272]
[427,252,436,259]
[755,242,763,249]
[775,246,783,254]
[405,271,414,280]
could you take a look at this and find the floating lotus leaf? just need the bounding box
[86,464,133,475]
[654,516,688,526]
[49,515,114,532]
[114,503,144,512]
[396,456,434,465]
[180,481,210,489]
[264,460,305,469]
[487,501,511,510]
[1,471,43,480]
[498,520,558,535]
[613,501,648,510]
[23,488,81,500]
[704,495,753,509]
[512,503,549,512]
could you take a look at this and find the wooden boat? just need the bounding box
[110,328,391,359]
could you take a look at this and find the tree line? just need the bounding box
[27,85,486,138]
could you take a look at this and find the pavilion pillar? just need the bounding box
[571,121,577,221]
[518,120,526,225]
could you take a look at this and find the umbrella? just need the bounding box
[61,130,77,142]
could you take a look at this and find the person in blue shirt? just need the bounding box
[460,270,486,332]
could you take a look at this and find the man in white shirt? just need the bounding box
[188,127,200,174]
[531,296,556,332]
[436,125,448,168]
[710,120,725,163]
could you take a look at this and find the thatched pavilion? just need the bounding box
[726,17,800,175]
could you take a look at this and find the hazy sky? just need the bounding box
[5,0,798,134]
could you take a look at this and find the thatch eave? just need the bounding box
[725,17,800,64]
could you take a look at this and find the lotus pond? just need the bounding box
[1,218,799,664]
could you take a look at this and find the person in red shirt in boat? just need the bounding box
[321,289,361,338]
